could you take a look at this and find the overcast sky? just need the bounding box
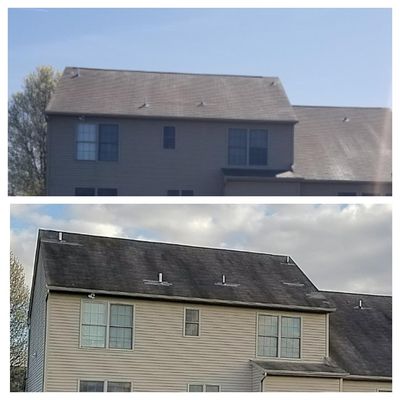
[10,204,391,295]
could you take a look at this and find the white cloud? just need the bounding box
[10,204,391,295]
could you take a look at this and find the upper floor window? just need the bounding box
[79,380,132,392]
[257,314,301,359]
[167,189,194,196]
[77,123,119,161]
[188,384,220,392]
[81,301,133,349]
[184,308,200,336]
[228,128,268,166]
[163,126,176,149]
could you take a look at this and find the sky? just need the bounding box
[8,8,392,107]
[10,204,392,295]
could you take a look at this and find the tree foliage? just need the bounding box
[10,252,30,392]
[8,66,60,195]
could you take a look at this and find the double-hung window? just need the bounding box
[257,315,301,358]
[184,308,200,336]
[188,384,220,392]
[228,128,268,166]
[81,301,133,349]
[79,380,132,392]
[77,123,119,161]
[163,126,176,149]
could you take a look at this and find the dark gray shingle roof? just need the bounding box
[292,106,392,182]
[38,230,334,311]
[46,67,297,122]
[322,291,392,377]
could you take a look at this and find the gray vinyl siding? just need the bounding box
[26,251,48,392]
[342,379,392,392]
[263,376,341,391]
[44,292,328,392]
[46,115,294,196]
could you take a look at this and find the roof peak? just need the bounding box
[321,289,391,298]
[64,66,279,80]
[293,104,391,111]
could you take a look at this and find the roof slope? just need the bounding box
[322,291,392,377]
[293,106,392,182]
[46,67,297,122]
[38,230,333,311]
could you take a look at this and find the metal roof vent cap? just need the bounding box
[158,272,163,283]
[343,116,350,122]
[198,100,206,107]
[222,274,226,285]
[71,67,80,79]
[358,299,363,309]
[58,232,63,241]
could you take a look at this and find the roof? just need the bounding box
[322,291,392,378]
[251,359,348,378]
[46,67,297,122]
[37,230,335,312]
[292,106,392,182]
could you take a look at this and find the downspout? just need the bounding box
[260,372,267,392]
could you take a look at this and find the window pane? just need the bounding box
[99,124,118,161]
[185,323,199,336]
[258,315,278,336]
[110,305,133,327]
[281,317,300,338]
[249,130,268,165]
[77,124,96,160]
[82,303,107,325]
[77,124,96,142]
[107,382,131,392]
[75,187,95,196]
[109,327,132,349]
[189,385,204,392]
[258,336,278,357]
[228,129,247,165]
[186,309,199,323]
[77,142,96,160]
[181,190,194,196]
[163,126,176,149]
[281,338,300,358]
[79,381,104,392]
[167,190,180,196]
[97,188,118,196]
[205,385,220,392]
[81,325,106,347]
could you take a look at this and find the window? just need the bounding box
[188,384,220,392]
[257,315,301,359]
[75,187,95,196]
[79,381,104,392]
[81,301,133,349]
[79,381,132,392]
[228,128,268,166]
[107,381,132,392]
[109,304,133,349]
[97,188,118,196]
[337,192,357,196]
[77,124,97,160]
[163,126,176,149]
[280,317,301,358]
[99,124,119,161]
[184,308,200,336]
[257,315,278,357]
[167,190,194,196]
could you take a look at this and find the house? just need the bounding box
[45,67,392,196]
[26,230,392,392]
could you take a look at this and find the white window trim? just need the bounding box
[256,312,303,360]
[227,128,269,168]
[187,383,221,392]
[78,378,133,392]
[79,299,135,351]
[183,307,201,337]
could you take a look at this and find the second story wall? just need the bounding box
[47,116,295,196]
[45,292,328,392]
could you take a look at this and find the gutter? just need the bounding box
[47,285,336,313]
[260,372,267,392]
[344,375,392,382]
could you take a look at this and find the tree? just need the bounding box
[8,66,60,195]
[10,252,30,392]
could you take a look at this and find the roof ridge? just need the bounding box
[40,228,291,259]
[64,66,278,80]
[293,104,391,111]
[321,289,392,298]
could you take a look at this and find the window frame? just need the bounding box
[78,379,133,392]
[256,313,302,359]
[76,123,97,161]
[98,124,119,161]
[227,128,269,167]
[80,299,135,351]
[183,307,201,337]
[187,383,221,392]
[163,126,176,149]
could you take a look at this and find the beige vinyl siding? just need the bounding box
[26,252,48,391]
[342,380,392,392]
[263,376,341,392]
[45,292,328,392]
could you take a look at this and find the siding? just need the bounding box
[343,380,392,392]
[26,251,48,391]
[264,376,341,392]
[47,116,294,196]
[45,293,328,392]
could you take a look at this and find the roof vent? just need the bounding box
[70,68,80,79]
[158,272,163,283]
[281,255,294,265]
[58,232,63,241]
[222,274,226,284]
[343,116,350,122]
[143,273,172,287]
[215,274,240,288]
[270,80,278,86]
[358,299,364,309]
[198,100,206,107]
[139,102,149,109]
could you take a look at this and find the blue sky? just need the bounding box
[8,8,392,107]
[10,204,392,295]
